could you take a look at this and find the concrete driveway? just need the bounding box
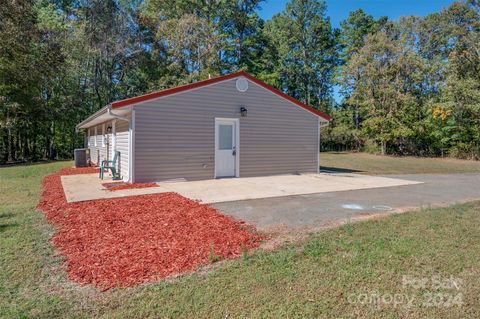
[62,172,420,203]
[213,173,480,231]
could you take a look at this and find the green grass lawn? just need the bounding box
[321,152,480,175]
[1,162,480,318]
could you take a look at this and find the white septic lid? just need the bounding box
[236,77,249,92]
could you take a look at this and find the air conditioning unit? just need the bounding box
[74,148,90,167]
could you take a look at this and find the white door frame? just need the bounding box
[214,118,240,178]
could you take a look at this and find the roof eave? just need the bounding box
[75,105,110,130]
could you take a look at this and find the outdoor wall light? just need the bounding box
[240,106,248,117]
[106,126,112,133]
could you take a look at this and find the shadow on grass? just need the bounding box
[323,151,352,154]
[320,166,363,173]
[0,223,18,232]
[0,159,72,169]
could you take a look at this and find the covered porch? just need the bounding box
[76,105,133,182]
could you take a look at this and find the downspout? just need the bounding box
[319,121,330,129]
[107,104,130,123]
[318,120,330,173]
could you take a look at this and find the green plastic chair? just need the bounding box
[100,151,120,180]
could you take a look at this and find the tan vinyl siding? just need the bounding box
[133,77,318,182]
[87,128,95,158]
[97,126,106,163]
[88,127,101,165]
[89,124,107,166]
[115,119,130,181]
[106,124,113,161]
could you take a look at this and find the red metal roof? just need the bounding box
[111,71,332,121]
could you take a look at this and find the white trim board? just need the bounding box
[317,119,320,173]
[128,109,136,183]
[111,120,116,160]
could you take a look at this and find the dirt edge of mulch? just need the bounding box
[101,181,158,191]
[37,167,265,290]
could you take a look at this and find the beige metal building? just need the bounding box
[76,71,331,183]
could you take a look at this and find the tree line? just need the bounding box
[1,0,479,164]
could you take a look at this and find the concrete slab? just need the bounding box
[213,173,480,231]
[61,172,421,203]
[61,174,169,203]
[160,173,421,203]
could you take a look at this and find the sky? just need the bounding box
[257,0,455,28]
[257,0,455,103]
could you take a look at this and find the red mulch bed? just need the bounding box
[101,181,158,191]
[37,167,264,290]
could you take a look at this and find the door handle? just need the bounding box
[232,147,236,156]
